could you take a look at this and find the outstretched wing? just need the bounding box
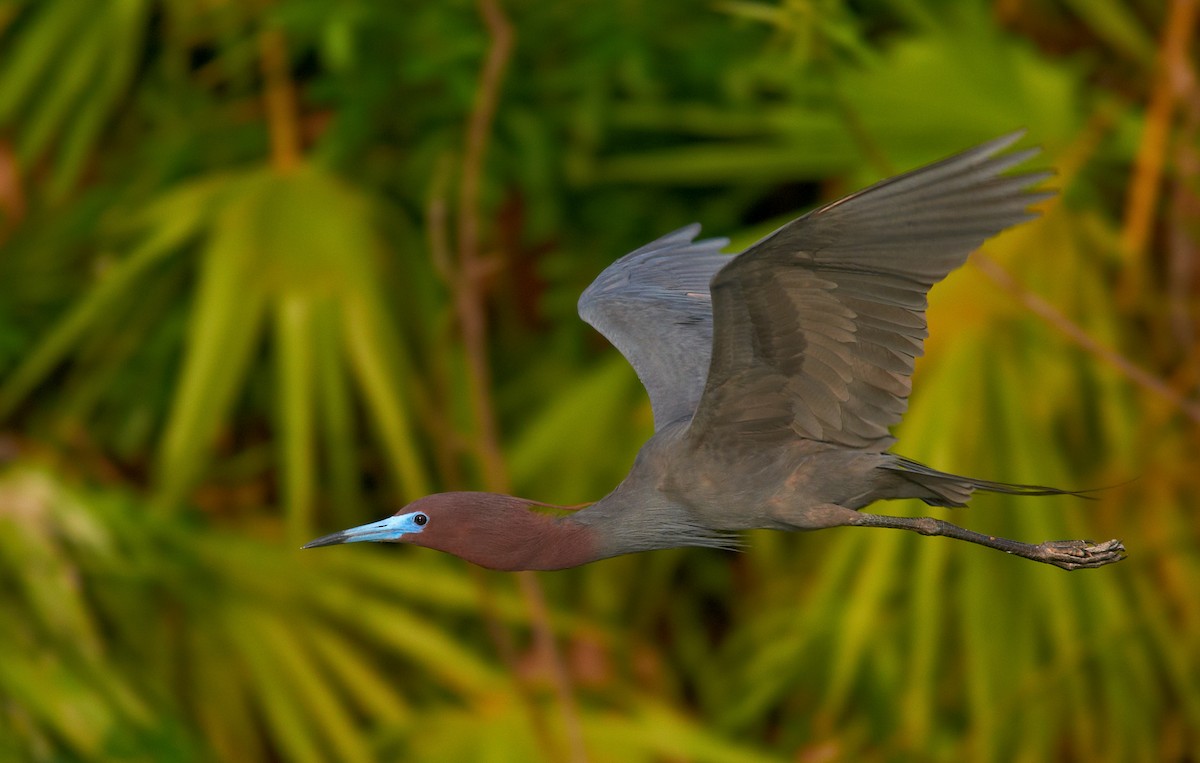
[578,225,732,430]
[688,131,1053,451]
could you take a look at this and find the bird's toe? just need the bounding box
[1036,538,1126,570]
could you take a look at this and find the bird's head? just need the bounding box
[302,492,597,571]
[302,493,453,549]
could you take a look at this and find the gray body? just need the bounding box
[575,419,966,553]
[593,422,895,532]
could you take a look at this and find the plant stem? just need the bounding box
[974,254,1200,425]
[1120,0,1198,295]
[455,1,589,760]
[259,26,301,172]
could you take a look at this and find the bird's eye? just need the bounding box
[413,513,428,526]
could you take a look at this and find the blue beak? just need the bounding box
[302,512,426,549]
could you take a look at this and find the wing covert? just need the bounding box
[578,225,732,429]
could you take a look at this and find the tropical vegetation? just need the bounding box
[0,0,1196,760]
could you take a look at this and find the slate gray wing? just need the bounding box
[578,225,732,430]
[687,131,1053,451]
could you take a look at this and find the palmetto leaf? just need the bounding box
[0,467,515,762]
[0,0,148,199]
[1,164,430,535]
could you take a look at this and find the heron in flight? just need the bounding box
[305,132,1125,572]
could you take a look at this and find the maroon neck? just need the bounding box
[408,493,601,571]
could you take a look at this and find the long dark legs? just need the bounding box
[853,512,1124,570]
[791,504,1125,570]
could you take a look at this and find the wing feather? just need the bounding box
[688,131,1052,450]
[578,225,731,429]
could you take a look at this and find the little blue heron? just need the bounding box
[305,132,1125,571]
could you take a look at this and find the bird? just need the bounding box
[304,132,1125,572]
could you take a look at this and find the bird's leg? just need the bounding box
[787,503,1123,568]
[788,504,1125,570]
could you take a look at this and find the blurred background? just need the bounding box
[0,0,1196,760]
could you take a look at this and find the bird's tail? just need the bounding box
[881,455,1097,508]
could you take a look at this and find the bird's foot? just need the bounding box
[1035,538,1126,570]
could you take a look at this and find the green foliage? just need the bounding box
[0,0,148,200]
[1,0,1197,761]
